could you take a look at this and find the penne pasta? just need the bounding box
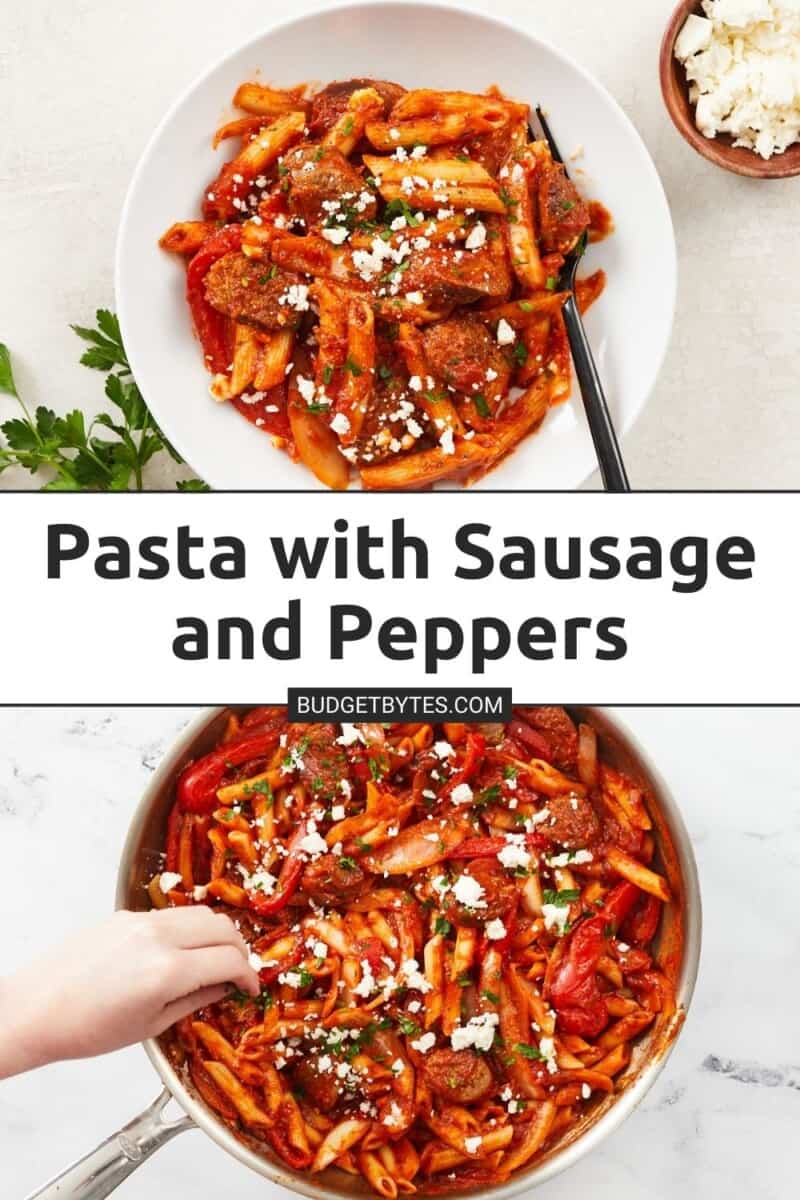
[155,709,679,1196]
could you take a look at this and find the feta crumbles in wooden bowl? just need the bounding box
[660,0,800,177]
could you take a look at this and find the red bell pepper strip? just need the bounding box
[445,832,547,860]
[622,893,661,946]
[598,881,640,933]
[248,819,310,917]
[507,718,554,763]
[177,728,280,813]
[440,732,486,800]
[185,224,243,375]
[165,803,183,872]
[547,881,642,1037]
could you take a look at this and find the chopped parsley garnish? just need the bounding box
[545,276,557,291]
[514,1043,545,1060]
[512,342,528,366]
[342,117,354,136]
[476,783,501,807]
[304,401,331,413]
[383,198,424,228]
[380,260,411,283]
[473,393,490,418]
[397,1016,421,1037]
[344,356,364,376]
[378,363,393,381]
[434,916,451,936]
[562,200,575,211]
[322,365,334,385]
[518,300,534,313]
[503,765,517,780]
[542,888,580,907]
[339,856,358,870]
[481,989,500,1004]
[457,974,472,987]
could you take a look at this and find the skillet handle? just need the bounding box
[23,1088,194,1200]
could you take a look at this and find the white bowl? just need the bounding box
[116,0,677,491]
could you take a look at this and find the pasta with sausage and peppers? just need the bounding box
[152,709,678,1195]
[160,80,612,490]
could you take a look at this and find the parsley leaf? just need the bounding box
[434,916,451,936]
[542,888,580,907]
[0,313,205,490]
[514,1042,545,1060]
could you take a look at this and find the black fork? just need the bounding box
[531,106,630,492]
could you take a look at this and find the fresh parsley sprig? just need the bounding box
[0,311,208,491]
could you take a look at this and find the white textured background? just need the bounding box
[1,706,798,1200]
[1,0,799,490]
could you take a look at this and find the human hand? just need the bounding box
[0,908,261,1079]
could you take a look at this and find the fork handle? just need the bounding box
[562,295,630,492]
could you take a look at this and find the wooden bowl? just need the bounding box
[660,0,800,178]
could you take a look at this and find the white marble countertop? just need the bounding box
[2,0,800,490]
[0,706,797,1198]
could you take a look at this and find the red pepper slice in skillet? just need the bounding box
[177,727,280,814]
[547,881,641,1036]
[248,819,311,916]
[440,732,486,800]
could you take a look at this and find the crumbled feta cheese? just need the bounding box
[411,1031,437,1053]
[451,1012,499,1053]
[547,849,593,867]
[497,841,531,871]
[278,284,310,312]
[337,723,366,746]
[542,903,572,934]
[299,829,328,856]
[331,805,346,821]
[675,0,800,158]
[496,318,516,345]
[539,1035,558,1074]
[464,222,487,250]
[450,783,473,805]
[439,428,455,455]
[159,871,183,893]
[452,873,486,909]
[192,884,208,901]
[399,958,433,992]
[354,959,376,997]
[485,918,507,940]
[322,226,350,244]
[433,741,454,759]
[330,412,351,437]
[464,1136,483,1155]
[581,1082,592,1099]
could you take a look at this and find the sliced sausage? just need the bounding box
[284,144,377,228]
[308,78,406,138]
[401,246,512,310]
[537,161,590,254]
[422,318,511,397]
[287,723,348,802]
[515,706,578,772]
[543,792,600,849]
[292,1056,342,1111]
[423,1049,494,1103]
[204,254,305,331]
[301,853,367,905]
[443,860,517,925]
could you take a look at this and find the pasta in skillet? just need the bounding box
[152,708,676,1195]
[160,80,611,489]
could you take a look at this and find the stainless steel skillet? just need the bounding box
[25,706,701,1200]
